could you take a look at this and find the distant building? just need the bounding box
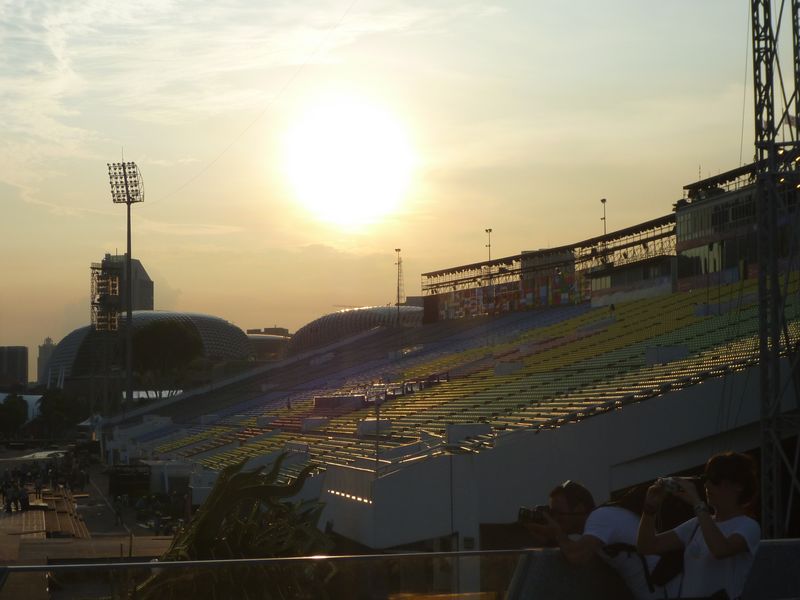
[246,326,290,337]
[37,337,56,385]
[404,296,425,308]
[112,253,155,310]
[0,346,28,387]
[93,253,154,313]
[247,333,291,361]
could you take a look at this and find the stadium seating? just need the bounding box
[134,276,799,476]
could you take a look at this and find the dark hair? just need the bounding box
[549,480,596,512]
[705,452,758,506]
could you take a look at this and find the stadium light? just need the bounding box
[485,228,492,261]
[107,161,144,414]
[600,198,607,236]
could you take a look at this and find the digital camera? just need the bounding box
[658,477,683,494]
[518,505,550,524]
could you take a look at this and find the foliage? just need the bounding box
[134,454,334,600]
[0,393,28,436]
[35,389,89,437]
[132,320,204,399]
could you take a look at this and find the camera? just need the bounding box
[658,477,683,494]
[518,505,550,524]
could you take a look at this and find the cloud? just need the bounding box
[0,1,501,210]
[135,215,243,236]
[140,156,201,168]
[5,1,499,124]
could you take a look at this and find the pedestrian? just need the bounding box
[10,484,21,512]
[637,452,760,600]
[113,496,124,526]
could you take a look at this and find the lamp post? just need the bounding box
[107,162,144,414]
[485,228,493,314]
[600,198,607,236]
[395,248,402,326]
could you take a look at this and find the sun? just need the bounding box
[283,95,415,227]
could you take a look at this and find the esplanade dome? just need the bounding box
[45,311,251,388]
[289,305,423,354]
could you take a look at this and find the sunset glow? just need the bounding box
[283,95,415,227]
[1,1,752,380]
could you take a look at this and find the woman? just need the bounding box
[637,452,761,599]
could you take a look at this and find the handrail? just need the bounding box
[4,538,796,574]
[1,547,557,574]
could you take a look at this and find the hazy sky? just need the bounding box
[1,1,755,379]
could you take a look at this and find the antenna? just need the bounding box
[395,248,404,325]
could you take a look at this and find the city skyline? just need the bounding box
[2,1,752,380]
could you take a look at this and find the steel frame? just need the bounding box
[90,260,121,332]
[421,216,675,296]
[751,0,800,538]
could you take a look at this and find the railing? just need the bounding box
[2,541,798,599]
[0,548,567,600]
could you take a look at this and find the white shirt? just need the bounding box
[584,506,667,600]
[673,514,761,600]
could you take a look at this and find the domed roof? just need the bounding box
[45,311,250,388]
[289,305,422,353]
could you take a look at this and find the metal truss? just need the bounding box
[420,215,676,296]
[573,220,676,273]
[751,0,800,538]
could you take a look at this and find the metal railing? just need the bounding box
[2,541,797,599]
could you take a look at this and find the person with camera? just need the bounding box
[636,452,761,600]
[523,480,667,599]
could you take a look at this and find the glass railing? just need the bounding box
[0,547,635,599]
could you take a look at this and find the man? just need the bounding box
[113,496,124,526]
[525,480,672,600]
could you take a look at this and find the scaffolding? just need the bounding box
[90,259,122,332]
[421,214,675,297]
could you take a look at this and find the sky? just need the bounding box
[1,0,758,380]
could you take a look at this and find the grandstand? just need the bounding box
[103,273,799,549]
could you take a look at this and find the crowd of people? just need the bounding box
[523,451,760,600]
[1,453,90,514]
[1,474,32,513]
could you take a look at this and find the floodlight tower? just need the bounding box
[107,162,144,413]
[600,198,607,236]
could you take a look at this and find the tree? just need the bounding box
[132,320,204,400]
[0,393,28,437]
[36,389,88,438]
[134,455,333,599]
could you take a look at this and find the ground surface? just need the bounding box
[0,447,171,600]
